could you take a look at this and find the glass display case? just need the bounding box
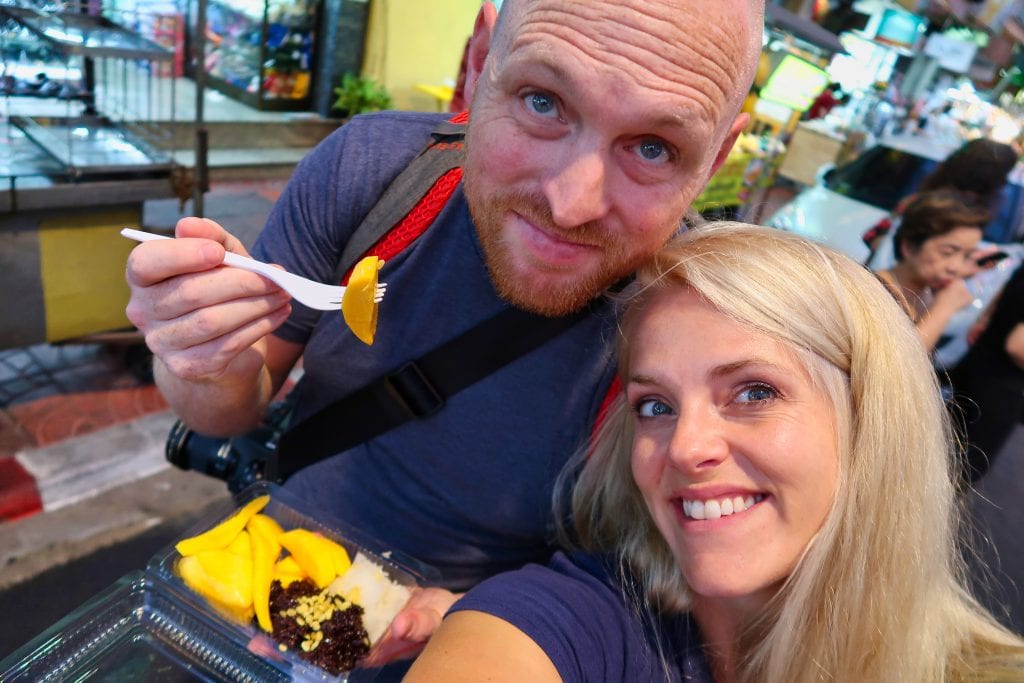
[198,0,319,110]
[0,4,176,180]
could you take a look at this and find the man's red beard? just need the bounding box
[465,182,644,317]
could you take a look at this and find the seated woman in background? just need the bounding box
[405,224,1024,682]
[864,138,1018,265]
[876,190,990,352]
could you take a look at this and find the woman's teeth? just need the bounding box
[682,494,765,520]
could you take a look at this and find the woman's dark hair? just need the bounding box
[893,190,990,261]
[918,138,1018,203]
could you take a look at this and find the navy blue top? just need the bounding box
[452,551,714,682]
[253,112,619,590]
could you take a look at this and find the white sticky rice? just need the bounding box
[327,552,412,643]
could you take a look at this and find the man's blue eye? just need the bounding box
[525,92,556,116]
[637,399,672,417]
[638,139,667,162]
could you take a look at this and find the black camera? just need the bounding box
[164,399,293,493]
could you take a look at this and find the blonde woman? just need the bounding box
[405,224,1024,682]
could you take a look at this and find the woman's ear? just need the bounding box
[463,2,498,106]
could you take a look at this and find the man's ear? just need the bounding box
[709,113,749,177]
[463,2,498,105]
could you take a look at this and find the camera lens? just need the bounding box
[165,419,193,470]
[165,419,238,481]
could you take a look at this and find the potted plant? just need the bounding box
[332,73,393,118]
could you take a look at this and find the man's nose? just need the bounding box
[540,145,611,228]
[666,406,729,475]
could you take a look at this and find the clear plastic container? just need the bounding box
[0,570,287,682]
[1,482,436,682]
[146,481,437,682]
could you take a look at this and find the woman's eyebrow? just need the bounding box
[708,358,778,380]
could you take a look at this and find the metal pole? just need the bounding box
[193,0,208,217]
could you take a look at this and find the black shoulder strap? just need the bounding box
[336,119,466,278]
[272,303,595,481]
[268,118,596,482]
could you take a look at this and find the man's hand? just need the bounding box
[363,587,461,666]
[125,216,292,383]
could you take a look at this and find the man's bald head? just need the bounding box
[462,0,766,315]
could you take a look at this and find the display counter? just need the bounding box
[776,121,859,186]
[0,6,180,348]
[693,133,786,215]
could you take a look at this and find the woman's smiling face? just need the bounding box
[627,287,840,611]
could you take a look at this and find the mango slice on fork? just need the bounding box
[342,256,384,345]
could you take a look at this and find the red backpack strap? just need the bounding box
[343,167,463,283]
[339,115,467,284]
[590,375,622,442]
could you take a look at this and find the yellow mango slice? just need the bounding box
[175,495,270,557]
[341,256,383,345]
[225,529,251,558]
[325,537,352,577]
[273,555,306,587]
[279,528,337,588]
[246,513,284,542]
[179,548,255,623]
[194,548,253,608]
[250,523,281,632]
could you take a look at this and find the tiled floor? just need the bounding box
[0,345,164,454]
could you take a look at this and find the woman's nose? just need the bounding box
[666,407,729,474]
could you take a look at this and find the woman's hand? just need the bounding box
[932,278,974,314]
[362,587,461,666]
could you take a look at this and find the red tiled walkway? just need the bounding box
[4,386,167,453]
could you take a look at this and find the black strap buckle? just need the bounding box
[384,362,445,418]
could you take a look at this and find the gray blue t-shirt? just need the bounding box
[253,111,618,590]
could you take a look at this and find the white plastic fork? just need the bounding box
[121,228,387,311]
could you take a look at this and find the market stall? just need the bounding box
[1,5,179,349]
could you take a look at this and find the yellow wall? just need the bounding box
[363,0,483,111]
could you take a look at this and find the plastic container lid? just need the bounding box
[0,570,287,682]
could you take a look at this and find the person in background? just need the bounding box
[124,0,765,670]
[863,138,1019,263]
[406,224,1024,682]
[803,81,843,120]
[875,190,990,352]
[951,260,1024,483]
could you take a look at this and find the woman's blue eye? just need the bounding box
[524,92,557,117]
[737,384,778,404]
[636,398,673,417]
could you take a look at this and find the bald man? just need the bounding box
[125,0,764,670]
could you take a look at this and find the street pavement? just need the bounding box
[0,466,230,661]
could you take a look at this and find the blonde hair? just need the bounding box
[560,223,1024,681]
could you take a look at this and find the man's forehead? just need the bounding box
[501,0,760,35]
[499,0,765,84]
[497,0,760,131]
